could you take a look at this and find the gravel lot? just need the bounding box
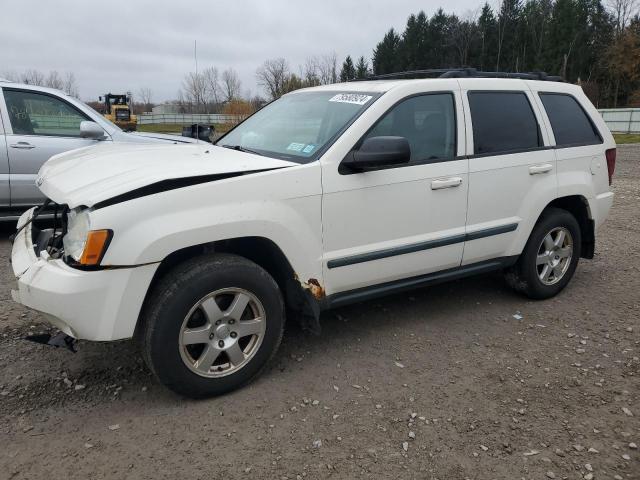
[1,146,638,480]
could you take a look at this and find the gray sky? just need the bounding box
[0,0,481,103]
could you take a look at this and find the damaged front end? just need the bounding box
[11,199,69,265]
[11,201,79,351]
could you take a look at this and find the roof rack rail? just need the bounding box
[356,68,466,81]
[360,67,564,82]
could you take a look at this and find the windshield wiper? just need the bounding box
[220,144,263,156]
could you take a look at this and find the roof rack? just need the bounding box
[359,67,564,82]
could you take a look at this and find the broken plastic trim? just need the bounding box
[24,332,77,353]
[92,168,284,210]
[9,199,51,244]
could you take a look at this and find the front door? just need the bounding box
[321,88,469,294]
[0,88,100,207]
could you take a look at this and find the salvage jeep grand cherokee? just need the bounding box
[11,70,615,398]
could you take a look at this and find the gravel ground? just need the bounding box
[1,146,638,480]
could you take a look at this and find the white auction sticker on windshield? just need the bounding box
[329,93,373,105]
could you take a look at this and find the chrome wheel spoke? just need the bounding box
[201,297,223,323]
[536,253,549,265]
[236,317,264,337]
[225,342,245,366]
[557,246,572,259]
[182,325,211,345]
[553,264,565,278]
[540,264,552,282]
[543,234,555,252]
[226,292,250,320]
[554,229,566,248]
[194,345,220,373]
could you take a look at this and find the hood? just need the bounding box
[121,131,199,144]
[37,142,296,208]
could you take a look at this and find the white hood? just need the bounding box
[37,142,296,208]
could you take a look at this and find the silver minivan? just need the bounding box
[0,79,196,220]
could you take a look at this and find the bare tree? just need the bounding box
[138,87,153,112]
[45,70,64,90]
[317,52,338,84]
[221,68,242,102]
[21,69,45,86]
[1,70,20,82]
[607,0,639,35]
[62,72,79,97]
[256,58,290,100]
[301,57,321,86]
[181,71,208,112]
[452,10,480,66]
[202,66,222,107]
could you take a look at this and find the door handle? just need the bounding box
[431,177,463,190]
[529,163,553,175]
[10,142,35,150]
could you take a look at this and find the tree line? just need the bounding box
[252,0,638,108]
[5,0,638,113]
[2,69,79,98]
[366,0,639,107]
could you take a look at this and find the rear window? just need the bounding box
[539,93,602,147]
[468,91,541,155]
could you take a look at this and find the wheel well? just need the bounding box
[543,196,595,259]
[138,237,322,336]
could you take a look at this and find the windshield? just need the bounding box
[216,91,379,163]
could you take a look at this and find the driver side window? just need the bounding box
[364,93,456,164]
[4,89,89,137]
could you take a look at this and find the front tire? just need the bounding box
[140,253,285,398]
[505,208,581,299]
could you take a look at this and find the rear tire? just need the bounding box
[505,208,581,299]
[140,253,284,398]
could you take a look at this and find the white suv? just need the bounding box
[10,73,615,397]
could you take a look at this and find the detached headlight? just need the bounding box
[63,208,112,266]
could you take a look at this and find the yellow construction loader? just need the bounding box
[99,93,137,131]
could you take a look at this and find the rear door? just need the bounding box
[461,81,557,265]
[0,88,100,207]
[531,86,609,203]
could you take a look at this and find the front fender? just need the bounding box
[90,164,323,288]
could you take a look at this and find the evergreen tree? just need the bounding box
[477,3,498,70]
[398,11,429,70]
[372,29,401,74]
[339,56,356,81]
[355,56,370,78]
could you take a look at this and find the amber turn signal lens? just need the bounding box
[78,230,112,265]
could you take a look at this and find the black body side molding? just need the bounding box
[327,223,518,269]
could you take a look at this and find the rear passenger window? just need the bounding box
[539,93,602,147]
[468,92,541,155]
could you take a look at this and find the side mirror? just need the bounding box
[341,136,411,172]
[80,121,106,140]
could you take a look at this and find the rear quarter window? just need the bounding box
[539,93,602,147]
[468,91,541,155]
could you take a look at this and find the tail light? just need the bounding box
[605,148,616,185]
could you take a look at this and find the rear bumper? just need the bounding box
[589,191,614,230]
[11,208,158,341]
